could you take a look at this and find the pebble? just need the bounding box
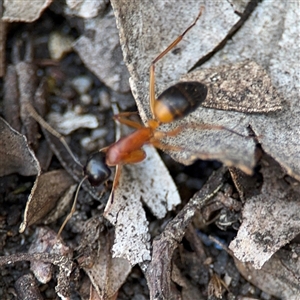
[48,31,74,61]
[72,75,93,95]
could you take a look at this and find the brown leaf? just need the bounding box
[19,169,75,232]
[78,218,131,298]
[0,117,40,177]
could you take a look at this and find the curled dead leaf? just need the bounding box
[20,169,76,232]
[0,117,40,177]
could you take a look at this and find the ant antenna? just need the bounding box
[57,175,87,237]
[26,103,112,236]
[56,151,111,236]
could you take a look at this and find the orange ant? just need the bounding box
[84,6,245,197]
[83,8,208,196]
[26,7,245,236]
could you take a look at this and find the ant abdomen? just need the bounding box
[84,152,111,186]
[154,82,208,123]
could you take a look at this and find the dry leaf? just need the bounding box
[110,0,258,173]
[199,1,300,180]
[77,217,131,298]
[74,9,130,93]
[229,155,300,269]
[104,181,151,265]
[182,60,282,113]
[65,0,108,18]
[144,168,227,300]
[20,169,75,232]
[234,246,300,299]
[3,0,53,22]
[103,145,181,265]
[0,117,40,177]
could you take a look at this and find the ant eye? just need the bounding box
[84,152,111,186]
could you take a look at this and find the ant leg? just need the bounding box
[113,113,144,129]
[114,111,139,118]
[109,149,146,203]
[151,140,224,161]
[149,7,204,118]
[25,103,83,167]
[110,164,121,204]
[121,149,146,164]
[158,123,247,139]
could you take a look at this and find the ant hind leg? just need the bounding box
[159,123,247,139]
[149,7,204,118]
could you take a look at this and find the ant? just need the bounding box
[26,7,245,236]
[84,6,245,195]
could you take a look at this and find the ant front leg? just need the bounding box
[108,149,146,204]
[109,164,122,204]
[149,7,204,119]
[113,112,144,130]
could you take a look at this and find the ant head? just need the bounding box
[84,152,111,186]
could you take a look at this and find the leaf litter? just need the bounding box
[230,154,300,269]
[111,0,300,298]
[0,0,299,299]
